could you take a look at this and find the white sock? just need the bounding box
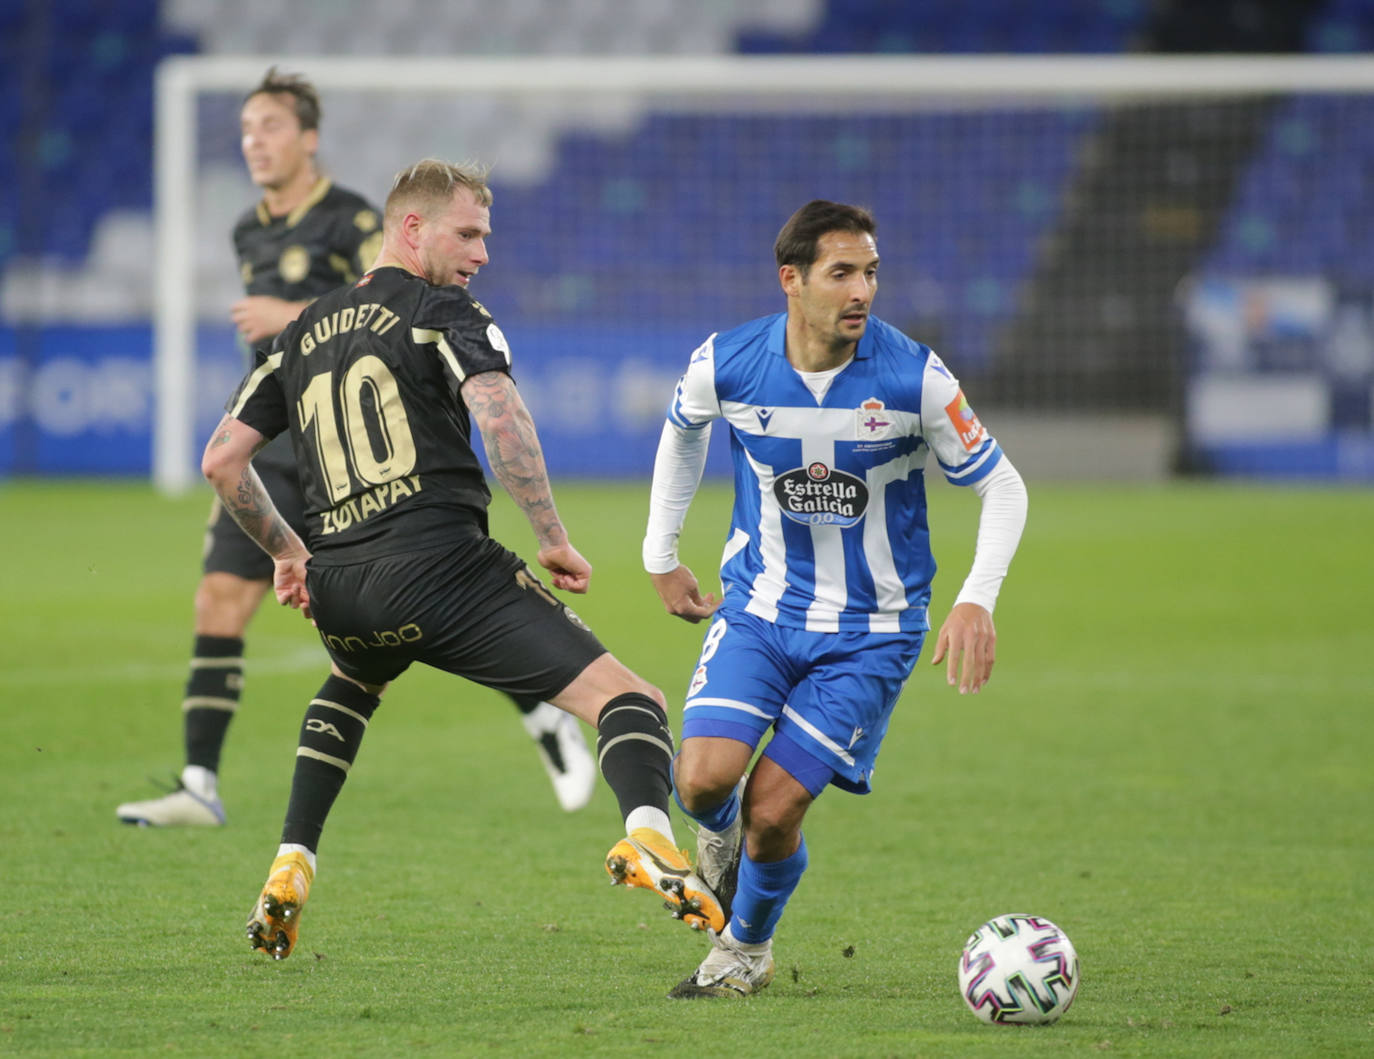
[625,806,674,841]
[275,843,317,874]
[722,923,771,954]
[180,765,217,799]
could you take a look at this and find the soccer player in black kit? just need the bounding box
[202,159,723,961]
[116,70,593,829]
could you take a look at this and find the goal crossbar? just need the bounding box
[153,53,1374,493]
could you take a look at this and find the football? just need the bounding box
[957,913,1079,1025]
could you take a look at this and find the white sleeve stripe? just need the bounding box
[941,441,1002,481]
[227,351,283,420]
[412,327,464,382]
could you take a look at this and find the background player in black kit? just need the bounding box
[202,159,722,962]
[116,70,593,829]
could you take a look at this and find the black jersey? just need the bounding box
[232,178,382,306]
[231,179,382,476]
[227,266,514,564]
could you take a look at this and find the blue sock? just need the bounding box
[730,835,808,944]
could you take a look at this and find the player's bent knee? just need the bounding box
[556,654,664,723]
[674,744,745,807]
[328,661,386,695]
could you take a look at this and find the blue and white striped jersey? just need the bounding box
[666,312,1002,634]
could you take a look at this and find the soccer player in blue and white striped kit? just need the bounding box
[644,200,1028,998]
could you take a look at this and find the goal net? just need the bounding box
[154,54,1374,492]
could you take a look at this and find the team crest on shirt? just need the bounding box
[944,390,988,452]
[855,397,895,439]
[279,245,309,283]
[773,462,869,528]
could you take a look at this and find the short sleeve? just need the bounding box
[225,345,289,441]
[920,352,1003,486]
[666,333,722,429]
[413,286,513,386]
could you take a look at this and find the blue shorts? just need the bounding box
[679,607,925,795]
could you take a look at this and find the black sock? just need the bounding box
[182,635,244,773]
[280,675,381,852]
[595,693,673,823]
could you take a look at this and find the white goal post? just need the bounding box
[153,53,1374,493]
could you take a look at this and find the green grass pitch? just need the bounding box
[1,477,1370,1057]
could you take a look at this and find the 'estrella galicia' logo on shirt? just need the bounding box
[773,462,869,528]
[856,397,893,438]
[756,407,774,431]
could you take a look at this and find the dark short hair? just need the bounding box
[244,67,321,132]
[774,200,877,272]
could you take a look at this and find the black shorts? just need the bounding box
[201,450,308,580]
[305,535,608,698]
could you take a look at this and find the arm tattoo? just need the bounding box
[224,464,294,557]
[462,372,566,548]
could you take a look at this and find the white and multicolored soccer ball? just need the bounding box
[957,913,1080,1025]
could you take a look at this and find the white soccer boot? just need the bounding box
[116,767,225,827]
[521,701,596,812]
[668,926,775,999]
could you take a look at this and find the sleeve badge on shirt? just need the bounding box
[944,390,988,451]
[486,323,511,360]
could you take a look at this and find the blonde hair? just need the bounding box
[384,159,492,228]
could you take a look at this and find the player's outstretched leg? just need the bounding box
[518,700,596,812]
[593,690,724,932]
[668,925,775,999]
[605,828,725,933]
[246,848,314,960]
